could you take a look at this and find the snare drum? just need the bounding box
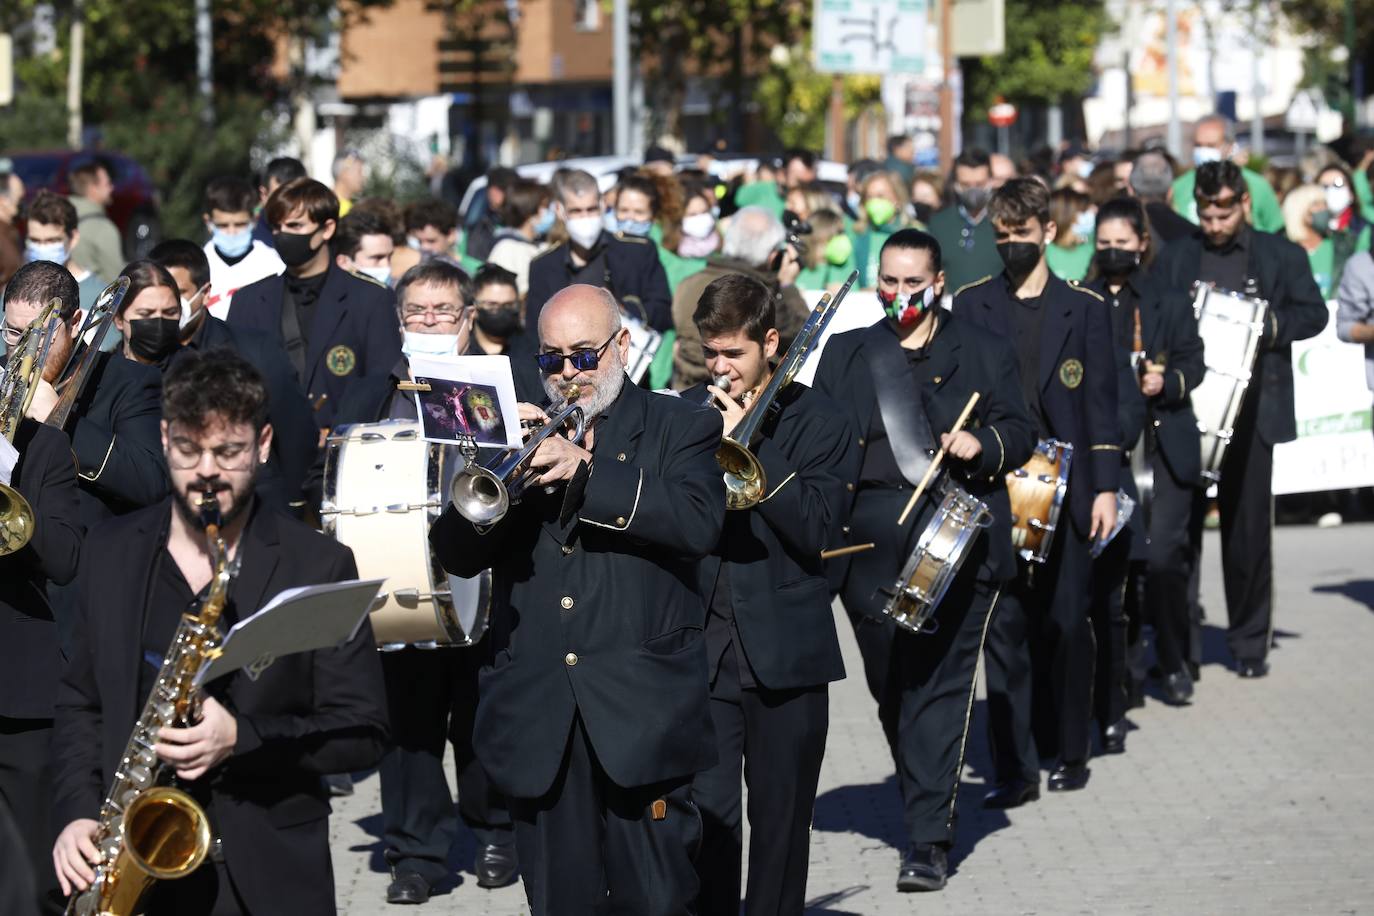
[322,419,490,650]
[1189,284,1268,482]
[622,313,663,384]
[880,485,992,635]
[1006,439,1073,564]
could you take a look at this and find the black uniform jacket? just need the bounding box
[525,230,673,332]
[226,263,403,431]
[681,382,857,691]
[52,500,389,916]
[178,315,319,512]
[430,379,724,798]
[956,273,1120,537]
[0,420,81,719]
[1087,269,1207,486]
[64,350,168,522]
[1152,228,1328,445]
[812,311,1036,584]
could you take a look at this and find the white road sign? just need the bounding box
[814,0,928,75]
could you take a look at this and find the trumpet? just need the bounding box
[450,385,586,525]
[0,298,64,555]
[716,269,857,509]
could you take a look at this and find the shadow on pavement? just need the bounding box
[348,810,473,896]
[1312,579,1374,612]
[805,885,867,914]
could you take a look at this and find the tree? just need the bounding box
[755,43,883,152]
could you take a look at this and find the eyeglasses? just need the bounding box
[1,326,21,346]
[401,304,473,325]
[535,333,617,374]
[166,441,258,471]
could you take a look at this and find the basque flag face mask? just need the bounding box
[878,285,936,326]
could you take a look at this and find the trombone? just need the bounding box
[449,385,587,525]
[46,276,129,432]
[0,299,65,555]
[716,269,857,510]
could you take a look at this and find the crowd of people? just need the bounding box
[0,109,1370,916]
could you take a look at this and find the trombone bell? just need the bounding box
[717,437,765,510]
[0,485,37,556]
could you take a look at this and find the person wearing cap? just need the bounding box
[643,145,676,177]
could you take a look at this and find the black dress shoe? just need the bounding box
[1046,761,1090,792]
[1162,670,1195,705]
[475,843,518,888]
[1127,680,1146,710]
[897,843,948,892]
[1237,658,1269,679]
[983,779,1040,809]
[1101,720,1127,754]
[1187,661,1201,681]
[324,773,354,797]
[386,872,431,905]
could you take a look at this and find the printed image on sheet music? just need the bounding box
[408,354,523,449]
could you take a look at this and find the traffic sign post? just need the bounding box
[813,0,928,75]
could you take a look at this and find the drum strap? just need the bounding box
[865,331,938,490]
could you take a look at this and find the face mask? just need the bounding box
[406,235,422,250]
[616,218,653,237]
[1072,210,1096,241]
[402,331,460,358]
[272,229,322,268]
[711,204,721,220]
[1310,209,1334,238]
[846,190,862,213]
[824,233,854,266]
[565,215,604,249]
[475,307,521,338]
[602,210,619,232]
[865,197,897,227]
[1094,246,1140,276]
[1325,184,1354,215]
[877,286,936,326]
[912,202,934,225]
[127,317,181,362]
[1193,146,1223,167]
[359,265,392,287]
[211,225,253,258]
[997,241,1042,278]
[957,186,991,214]
[533,207,556,237]
[24,240,69,265]
[179,296,200,330]
[681,212,716,239]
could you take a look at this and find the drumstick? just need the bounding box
[896,392,981,527]
[820,542,875,560]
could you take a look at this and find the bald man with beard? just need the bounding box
[430,284,725,913]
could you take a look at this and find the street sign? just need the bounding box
[952,0,1005,57]
[988,100,1016,127]
[813,0,928,75]
[1285,89,1324,134]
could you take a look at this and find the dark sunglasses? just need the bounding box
[535,333,617,375]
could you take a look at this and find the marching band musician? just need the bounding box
[683,274,858,914]
[955,178,1119,800]
[1085,198,1206,713]
[429,284,724,913]
[0,283,83,914]
[812,229,1035,891]
[1152,161,1328,679]
[51,350,388,916]
[331,260,524,905]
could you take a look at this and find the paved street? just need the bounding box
[331,524,1374,914]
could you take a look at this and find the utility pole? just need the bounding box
[938,0,954,169]
[613,0,630,156]
[67,0,84,149]
[1345,0,1358,129]
[1250,0,1264,158]
[196,0,214,125]
[828,75,846,163]
[1166,0,1181,158]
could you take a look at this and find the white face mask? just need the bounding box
[565,214,604,249]
[1325,183,1354,215]
[402,331,460,358]
[1193,146,1223,167]
[359,265,392,287]
[682,212,716,239]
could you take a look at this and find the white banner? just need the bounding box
[1272,302,1374,495]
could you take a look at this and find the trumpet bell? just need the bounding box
[0,483,36,556]
[717,437,766,510]
[450,463,511,526]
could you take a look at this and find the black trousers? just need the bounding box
[693,631,828,916]
[1089,528,1131,733]
[841,489,1001,847]
[511,717,700,916]
[380,647,513,885]
[0,717,61,916]
[985,519,1094,782]
[1215,411,1275,663]
[148,860,251,916]
[1148,457,1198,677]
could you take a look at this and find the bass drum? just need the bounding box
[322,419,490,650]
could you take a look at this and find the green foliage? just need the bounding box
[755,45,883,151]
[0,92,69,152]
[962,0,1111,119]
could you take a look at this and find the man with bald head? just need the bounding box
[431,283,726,912]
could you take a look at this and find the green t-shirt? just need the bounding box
[1171,165,1285,234]
[1046,240,1095,282]
[1307,240,1335,300]
[850,224,900,287]
[648,222,708,292]
[734,180,786,220]
[795,259,855,292]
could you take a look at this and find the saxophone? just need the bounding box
[66,496,240,916]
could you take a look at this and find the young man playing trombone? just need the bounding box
[684,273,858,915]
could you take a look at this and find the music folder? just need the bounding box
[194,578,386,687]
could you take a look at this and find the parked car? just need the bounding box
[3,149,162,260]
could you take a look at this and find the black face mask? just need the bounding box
[272,229,322,268]
[997,241,1042,278]
[912,202,935,225]
[475,306,521,338]
[1094,246,1140,276]
[127,317,181,363]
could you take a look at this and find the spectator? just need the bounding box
[0,166,23,288]
[849,170,909,287]
[23,190,108,313]
[736,148,817,219]
[1282,184,1334,297]
[678,179,722,261]
[927,148,1003,293]
[795,208,855,292]
[1335,250,1374,427]
[670,204,807,387]
[885,134,917,186]
[1129,150,1194,246]
[464,166,518,262]
[1171,114,1284,232]
[332,149,367,217]
[254,156,308,246]
[202,176,286,319]
[989,152,1019,190]
[67,158,125,282]
[1087,160,1125,207]
[643,144,676,178]
[614,172,700,292]
[1314,162,1372,295]
[333,208,397,287]
[784,181,835,223]
[909,170,944,225]
[487,178,550,295]
[405,198,482,274]
[1046,187,1096,281]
